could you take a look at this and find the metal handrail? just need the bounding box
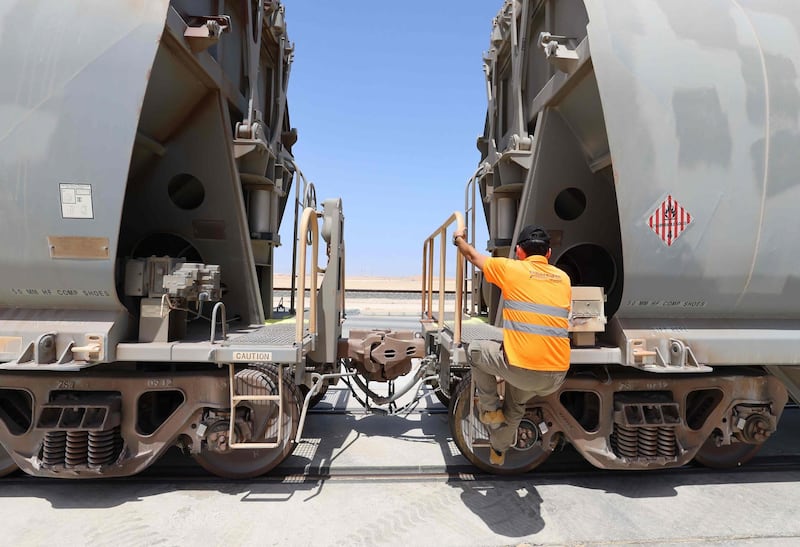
[464,176,476,316]
[209,301,227,343]
[295,370,356,443]
[296,206,320,344]
[421,211,465,346]
[463,163,488,316]
[285,158,313,314]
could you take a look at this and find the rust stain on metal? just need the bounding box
[47,236,110,260]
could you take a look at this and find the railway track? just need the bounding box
[2,407,797,486]
[1,453,798,487]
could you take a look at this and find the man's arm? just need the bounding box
[452,227,487,271]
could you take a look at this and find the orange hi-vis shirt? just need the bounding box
[483,255,572,371]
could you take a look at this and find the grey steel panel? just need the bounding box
[585,0,800,318]
[0,0,170,311]
[214,346,302,364]
[0,309,128,369]
[116,337,303,364]
[115,343,174,362]
[570,347,623,366]
[442,321,622,365]
[112,322,304,363]
[614,318,800,366]
[170,344,216,362]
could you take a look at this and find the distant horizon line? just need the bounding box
[273,272,458,291]
[274,273,456,279]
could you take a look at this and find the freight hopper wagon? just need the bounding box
[0,1,342,478]
[437,0,800,473]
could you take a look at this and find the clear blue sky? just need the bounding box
[274,1,503,276]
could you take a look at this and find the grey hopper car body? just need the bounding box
[0,0,308,478]
[445,0,800,473]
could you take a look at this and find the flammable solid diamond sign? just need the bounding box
[648,195,692,246]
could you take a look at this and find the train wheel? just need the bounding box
[299,380,329,408]
[694,434,762,468]
[0,446,17,477]
[426,377,453,407]
[449,372,552,475]
[194,366,300,479]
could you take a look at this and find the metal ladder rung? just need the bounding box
[227,364,284,450]
[231,395,280,403]
[470,394,492,448]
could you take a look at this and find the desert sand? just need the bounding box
[271,274,461,315]
[273,273,457,292]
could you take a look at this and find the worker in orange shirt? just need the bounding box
[452,225,572,465]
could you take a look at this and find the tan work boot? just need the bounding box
[479,409,506,427]
[489,448,506,466]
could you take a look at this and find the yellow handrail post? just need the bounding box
[454,225,464,346]
[421,211,466,346]
[421,241,428,319]
[296,207,320,345]
[427,241,434,318]
[439,231,446,324]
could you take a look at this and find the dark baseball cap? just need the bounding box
[517,225,550,246]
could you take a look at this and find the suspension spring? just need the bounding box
[612,424,639,459]
[88,427,119,467]
[42,431,67,467]
[657,427,677,458]
[638,427,658,458]
[65,431,89,467]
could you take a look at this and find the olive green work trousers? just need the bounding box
[468,339,566,453]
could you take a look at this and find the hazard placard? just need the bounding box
[648,195,692,246]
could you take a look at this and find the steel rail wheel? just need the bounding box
[0,446,16,477]
[194,366,301,479]
[299,380,329,408]
[694,434,763,468]
[449,372,552,475]
[426,377,454,407]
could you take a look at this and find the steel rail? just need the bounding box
[6,452,798,485]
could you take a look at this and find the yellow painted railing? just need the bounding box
[295,206,320,344]
[422,211,465,346]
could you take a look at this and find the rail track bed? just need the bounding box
[0,395,798,546]
[4,393,798,484]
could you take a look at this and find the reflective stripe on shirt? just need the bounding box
[503,319,569,339]
[504,299,570,319]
